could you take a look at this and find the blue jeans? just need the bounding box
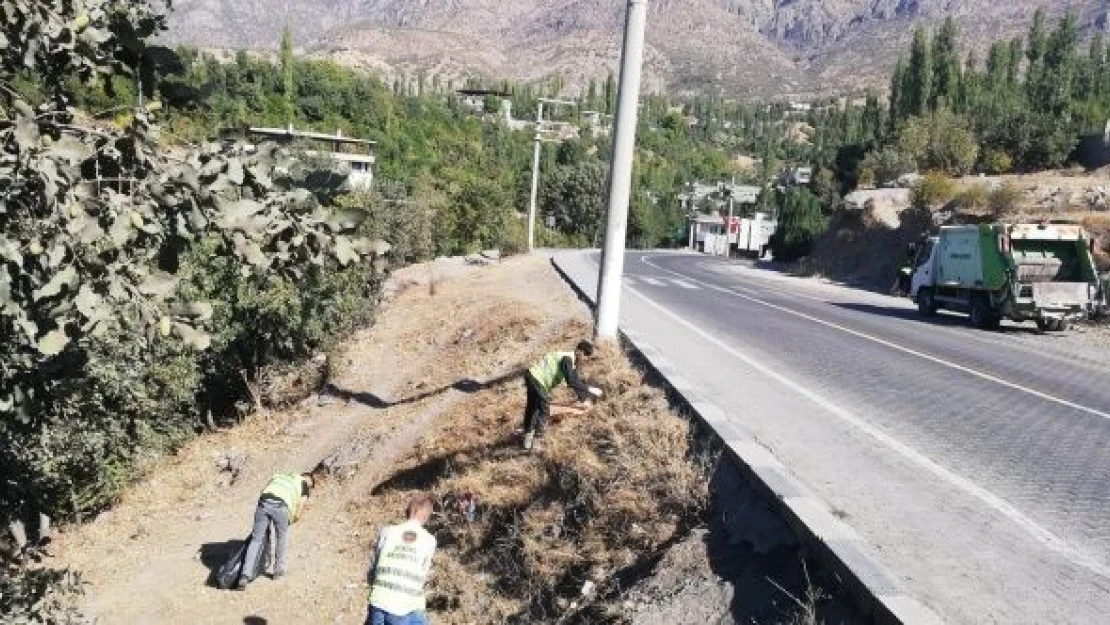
[365,606,428,625]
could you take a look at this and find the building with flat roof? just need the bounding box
[247,125,376,191]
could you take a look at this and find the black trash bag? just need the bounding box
[214,525,273,589]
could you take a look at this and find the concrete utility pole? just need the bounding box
[595,0,649,341]
[527,98,577,253]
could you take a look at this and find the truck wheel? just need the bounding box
[1036,319,1051,332]
[970,296,1001,330]
[1056,319,1070,332]
[917,289,938,317]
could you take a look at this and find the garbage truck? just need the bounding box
[906,223,1103,331]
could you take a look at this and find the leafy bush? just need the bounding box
[897,108,980,175]
[989,183,1024,218]
[770,189,828,262]
[860,147,917,187]
[0,1,390,532]
[911,173,958,210]
[982,149,1015,175]
[0,565,87,625]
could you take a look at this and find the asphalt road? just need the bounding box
[555,250,1110,624]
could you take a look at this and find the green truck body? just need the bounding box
[908,223,1103,331]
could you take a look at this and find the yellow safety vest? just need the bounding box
[528,351,575,391]
[369,521,437,615]
[261,473,304,521]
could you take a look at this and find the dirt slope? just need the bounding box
[52,256,590,624]
[48,255,862,624]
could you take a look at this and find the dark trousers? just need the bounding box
[522,373,550,436]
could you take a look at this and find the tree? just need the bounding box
[1025,9,1049,100]
[906,26,934,117]
[769,189,826,262]
[604,71,616,115]
[889,57,907,129]
[932,17,962,107]
[1042,12,1079,117]
[539,162,607,245]
[860,90,884,143]
[860,147,917,187]
[986,42,1011,91]
[1007,37,1024,86]
[960,52,981,111]
[281,26,295,123]
[897,108,980,175]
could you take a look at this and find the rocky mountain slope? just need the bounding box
[164,0,1108,97]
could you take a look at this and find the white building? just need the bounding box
[249,125,377,191]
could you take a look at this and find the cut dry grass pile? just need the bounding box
[351,336,708,624]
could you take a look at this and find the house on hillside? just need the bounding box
[247,125,376,191]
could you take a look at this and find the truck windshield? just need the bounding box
[915,240,934,268]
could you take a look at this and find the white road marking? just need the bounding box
[621,276,1110,578]
[696,257,1110,374]
[667,278,699,289]
[640,277,666,287]
[641,256,1110,424]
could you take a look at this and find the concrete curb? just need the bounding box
[549,255,944,625]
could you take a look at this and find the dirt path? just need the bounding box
[53,256,589,624]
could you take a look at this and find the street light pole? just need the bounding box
[527,101,545,253]
[527,98,577,253]
[595,0,649,341]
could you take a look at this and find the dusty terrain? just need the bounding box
[53,256,591,623]
[48,255,859,624]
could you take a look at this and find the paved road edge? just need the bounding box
[549,253,944,625]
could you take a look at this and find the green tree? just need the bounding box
[860,89,884,143]
[539,162,607,245]
[280,26,295,123]
[897,108,979,175]
[860,147,917,186]
[769,189,826,262]
[604,71,616,115]
[959,52,981,111]
[932,17,961,107]
[985,41,1013,100]
[889,56,907,129]
[906,26,934,116]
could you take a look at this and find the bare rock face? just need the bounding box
[162,0,1104,96]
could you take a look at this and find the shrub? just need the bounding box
[858,167,877,189]
[982,149,1014,175]
[860,147,916,187]
[911,173,957,210]
[955,184,991,211]
[989,183,1024,218]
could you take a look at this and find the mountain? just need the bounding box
[163,0,1110,97]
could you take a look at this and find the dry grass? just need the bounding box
[351,340,708,623]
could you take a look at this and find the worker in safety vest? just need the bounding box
[236,471,315,589]
[366,495,437,625]
[521,341,603,451]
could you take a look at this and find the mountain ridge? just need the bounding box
[164,0,1109,97]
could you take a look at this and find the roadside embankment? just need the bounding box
[44,255,861,624]
[804,170,1110,293]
